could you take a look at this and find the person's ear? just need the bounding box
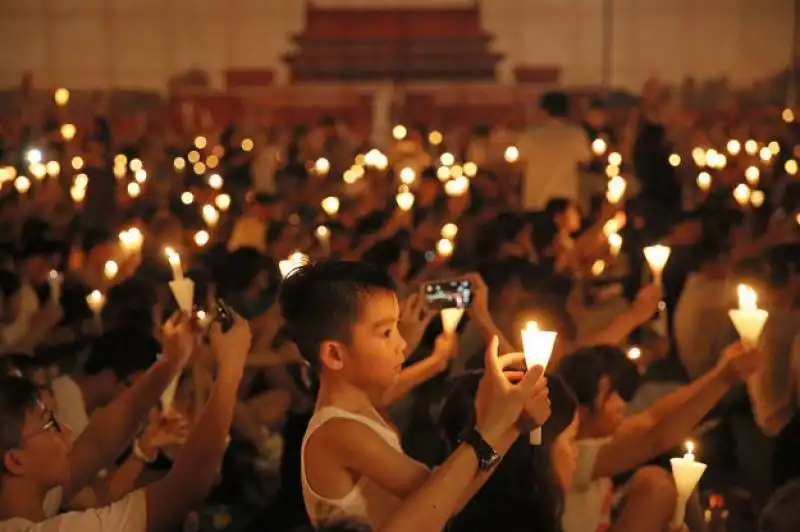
[3,449,26,476]
[319,341,346,371]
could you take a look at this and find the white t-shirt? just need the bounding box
[51,376,89,443]
[1,489,146,532]
[519,118,591,211]
[562,438,613,532]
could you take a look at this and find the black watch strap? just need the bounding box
[459,427,501,471]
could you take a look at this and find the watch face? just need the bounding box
[480,450,502,471]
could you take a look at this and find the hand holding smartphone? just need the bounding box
[421,277,474,311]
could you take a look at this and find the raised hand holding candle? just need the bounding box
[521,321,558,444]
[670,441,707,528]
[643,245,671,285]
[728,284,768,348]
[165,248,194,312]
[440,308,464,334]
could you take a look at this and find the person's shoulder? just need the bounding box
[43,490,147,532]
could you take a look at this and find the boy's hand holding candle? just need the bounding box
[521,321,557,444]
[728,283,768,348]
[670,441,707,529]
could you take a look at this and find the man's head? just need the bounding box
[83,327,161,405]
[279,261,406,394]
[557,345,628,438]
[0,376,71,491]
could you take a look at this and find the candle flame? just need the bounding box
[685,440,694,455]
[737,284,757,311]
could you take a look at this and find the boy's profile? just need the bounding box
[280,261,549,529]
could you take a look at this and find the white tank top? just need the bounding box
[301,406,405,529]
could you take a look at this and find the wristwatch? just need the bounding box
[459,428,501,471]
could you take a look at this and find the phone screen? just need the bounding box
[423,278,473,310]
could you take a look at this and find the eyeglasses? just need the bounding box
[20,404,62,442]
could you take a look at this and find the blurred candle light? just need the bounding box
[315,225,331,255]
[395,186,415,211]
[441,152,456,166]
[726,140,741,156]
[202,204,220,227]
[113,165,126,179]
[129,158,143,172]
[697,171,712,192]
[181,191,194,205]
[768,141,780,155]
[315,158,331,176]
[591,259,606,276]
[26,149,42,164]
[127,182,141,198]
[321,196,340,216]
[604,164,621,178]
[14,176,31,194]
[134,169,147,184]
[193,162,206,175]
[194,136,207,150]
[691,147,707,167]
[744,140,758,155]
[188,151,200,164]
[30,163,46,181]
[119,228,143,255]
[606,175,627,204]
[114,154,127,167]
[436,238,454,257]
[785,159,798,175]
[441,223,458,240]
[783,108,795,123]
[627,346,642,360]
[608,232,623,257]
[279,252,309,278]
[521,321,557,444]
[503,146,519,164]
[733,184,751,207]
[745,166,760,187]
[668,154,681,167]
[60,123,77,141]
[450,165,464,178]
[436,166,451,182]
[643,245,671,285]
[759,147,772,162]
[70,186,85,203]
[608,152,622,166]
[343,169,358,184]
[104,260,119,280]
[428,130,443,145]
[164,247,184,280]
[463,161,478,178]
[208,173,223,190]
[86,290,105,315]
[591,138,607,156]
[441,308,464,334]
[214,193,231,211]
[392,125,407,140]
[54,88,70,106]
[74,173,88,189]
[241,138,254,152]
[750,190,765,208]
[444,176,470,197]
[194,230,210,247]
[71,156,84,170]
[399,167,416,185]
[45,161,60,177]
[206,155,219,169]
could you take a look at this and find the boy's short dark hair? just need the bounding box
[557,345,625,409]
[0,376,40,462]
[84,327,160,381]
[540,91,570,118]
[279,261,396,368]
[760,479,800,532]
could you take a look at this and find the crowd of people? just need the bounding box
[0,82,798,532]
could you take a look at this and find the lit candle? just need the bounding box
[321,196,340,216]
[119,228,143,255]
[726,139,741,156]
[503,146,519,163]
[744,166,760,187]
[214,193,231,211]
[696,171,712,192]
[670,441,708,528]
[627,346,641,360]
[750,190,765,208]
[54,88,70,107]
[70,186,86,203]
[104,260,119,280]
[608,232,623,257]
[521,321,558,445]
[396,187,415,211]
[591,138,607,156]
[194,230,210,247]
[315,225,331,256]
[86,290,105,316]
[399,167,416,185]
[127,182,141,198]
[208,173,223,190]
[444,176,470,197]
[733,184,751,207]
[314,158,331,176]
[202,204,220,227]
[165,247,184,281]
[60,123,76,141]
[608,152,622,166]
[728,284,768,348]
[48,270,62,303]
[15,176,31,194]
[643,245,671,285]
[606,176,627,204]
[279,252,309,278]
[436,238,454,257]
[440,308,464,334]
[441,223,458,240]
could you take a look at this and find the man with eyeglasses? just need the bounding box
[0,313,252,532]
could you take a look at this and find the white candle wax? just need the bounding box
[521,321,558,445]
[440,308,464,334]
[165,248,184,281]
[728,284,768,348]
[670,441,707,528]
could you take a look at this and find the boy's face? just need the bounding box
[322,290,407,394]
[2,401,71,489]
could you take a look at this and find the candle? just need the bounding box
[48,270,62,303]
[627,346,641,360]
[441,308,464,334]
[315,225,331,256]
[86,290,105,315]
[315,158,331,176]
[670,441,707,528]
[119,228,143,255]
[436,238,454,257]
[441,223,458,240]
[279,252,309,278]
[202,204,220,227]
[591,138,607,156]
[70,186,86,203]
[208,173,224,190]
[606,176,627,204]
[728,284,768,348]
[750,190,765,208]
[521,321,558,445]
[321,196,340,216]
[643,245,671,285]
[696,171,712,192]
[440,152,456,166]
[104,260,119,280]
[503,146,519,163]
[392,125,407,140]
[444,176,470,197]
[608,232,623,257]
[165,247,184,281]
[194,230,210,247]
[60,123,76,141]
[726,139,741,156]
[15,176,31,194]
[127,182,141,198]
[399,167,416,185]
[214,193,231,211]
[733,184,751,207]
[54,88,70,107]
[396,187,415,211]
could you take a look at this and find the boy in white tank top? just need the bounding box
[279,261,551,530]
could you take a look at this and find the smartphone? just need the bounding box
[214,298,234,333]
[422,278,473,310]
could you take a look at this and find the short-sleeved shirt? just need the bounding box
[1,489,146,532]
[563,438,613,532]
